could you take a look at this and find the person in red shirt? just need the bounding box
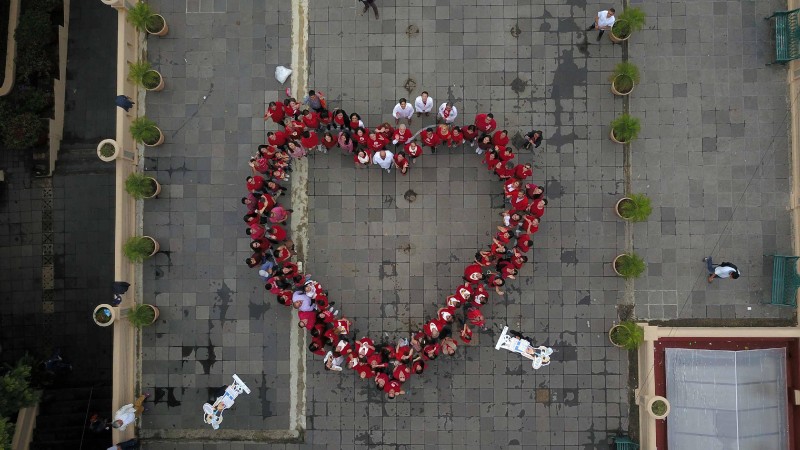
[510,190,529,211]
[265,224,287,243]
[404,140,423,163]
[463,124,479,149]
[529,198,547,218]
[308,338,327,356]
[465,304,487,328]
[471,284,489,306]
[354,149,371,168]
[318,109,332,128]
[393,152,410,175]
[367,130,387,152]
[526,183,544,200]
[482,148,499,167]
[435,124,451,149]
[513,163,533,180]
[301,109,320,130]
[441,337,458,355]
[246,175,264,193]
[474,113,497,133]
[421,128,440,153]
[331,109,347,130]
[348,113,364,132]
[353,127,369,148]
[375,122,394,141]
[320,132,337,153]
[519,215,540,234]
[374,372,390,391]
[384,379,405,399]
[516,234,533,253]
[459,322,473,344]
[437,305,457,323]
[392,124,413,146]
[504,178,522,198]
[355,337,376,359]
[496,259,518,280]
[264,101,285,124]
[392,364,411,383]
[300,130,320,153]
[497,146,514,162]
[450,126,465,148]
[423,318,446,339]
[423,342,441,360]
[356,363,375,380]
[267,130,287,147]
[493,130,510,148]
[463,263,485,285]
[411,358,425,375]
[486,273,505,295]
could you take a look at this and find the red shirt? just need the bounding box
[274,246,292,263]
[283,103,297,118]
[520,215,539,234]
[472,284,489,306]
[249,223,266,240]
[462,126,478,142]
[356,338,375,358]
[310,337,326,356]
[436,127,451,144]
[411,359,425,374]
[267,131,287,147]
[421,130,440,148]
[405,142,423,158]
[450,129,464,145]
[367,135,387,152]
[498,148,515,162]
[393,154,409,172]
[423,343,441,360]
[393,128,413,144]
[516,234,532,252]
[367,352,384,368]
[349,119,362,131]
[493,132,509,148]
[529,199,545,218]
[356,363,374,379]
[333,114,346,127]
[463,263,483,284]
[438,306,456,322]
[384,379,403,395]
[454,284,472,302]
[300,133,319,149]
[265,104,285,124]
[375,372,390,386]
[375,125,394,140]
[513,164,533,180]
[510,193,529,211]
[354,131,369,147]
[423,318,446,339]
[267,224,287,242]
[392,364,411,381]
[474,114,497,133]
[246,176,264,193]
[321,137,337,150]
[302,112,320,129]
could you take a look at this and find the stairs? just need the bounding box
[30,384,112,450]
[53,146,114,175]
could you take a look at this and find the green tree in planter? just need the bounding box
[128,61,161,90]
[123,236,156,263]
[612,7,646,40]
[0,416,12,450]
[610,114,641,143]
[126,304,157,328]
[615,252,646,279]
[619,193,652,222]
[129,117,161,145]
[127,2,165,33]
[0,358,41,418]
[610,61,641,94]
[99,143,116,158]
[610,321,644,350]
[125,173,157,199]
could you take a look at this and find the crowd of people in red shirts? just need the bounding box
[244,90,547,399]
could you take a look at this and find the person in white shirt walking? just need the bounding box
[111,394,149,431]
[372,150,394,172]
[586,8,615,41]
[392,98,415,125]
[414,91,434,117]
[703,257,740,283]
[437,102,457,124]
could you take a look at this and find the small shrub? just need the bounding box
[127,2,164,33]
[128,61,161,89]
[3,113,43,150]
[123,236,156,263]
[99,143,116,158]
[651,399,668,416]
[610,114,641,143]
[0,416,12,450]
[618,193,652,222]
[609,320,644,350]
[125,173,157,199]
[0,358,41,418]
[612,7,646,39]
[129,117,161,145]
[126,304,157,328]
[610,61,641,94]
[615,253,646,279]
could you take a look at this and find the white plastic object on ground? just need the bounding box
[275,66,293,84]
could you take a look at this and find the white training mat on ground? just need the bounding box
[202,374,252,430]
[494,326,553,369]
[665,348,789,450]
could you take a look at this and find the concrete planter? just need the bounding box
[608,324,625,347]
[612,254,625,276]
[145,69,164,91]
[146,14,169,36]
[615,197,633,219]
[611,75,635,96]
[97,138,120,162]
[143,235,160,257]
[144,126,165,147]
[93,304,116,327]
[144,177,161,198]
[609,129,628,144]
[609,21,630,43]
[646,396,671,420]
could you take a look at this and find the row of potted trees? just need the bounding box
[607,8,646,145]
[92,2,170,329]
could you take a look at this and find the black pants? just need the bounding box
[360,0,378,18]
[587,24,604,40]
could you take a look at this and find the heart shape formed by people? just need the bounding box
[246,95,546,399]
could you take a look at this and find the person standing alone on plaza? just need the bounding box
[586,8,615,41]
[359,0,379,19]
[703,257,740,283]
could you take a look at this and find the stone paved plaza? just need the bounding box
[138,0,793,448]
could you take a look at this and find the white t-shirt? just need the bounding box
[714,266,739,278]
[438,103,458,123]
[597,10,616,28]
[372,151,394,169]
[415,95,434,113]
[392,103,415,119]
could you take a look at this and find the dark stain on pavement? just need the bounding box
[259,371,274,419]
[578,294,591,305]
[549,49,586,153]
[510,76,528,94]
[153,387,182,407]
[546,177,565,199]
[561,249,578,265]
[249,297,269,320]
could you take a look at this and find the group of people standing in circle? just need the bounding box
[245,88,548,398]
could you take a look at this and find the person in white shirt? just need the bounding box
[414,91,434,117]
[372,150,394,172]
[392,98,415,125]
[587,8,615,41]
[111,394,148,431]
[703,257,740,283]
[437,102,457,124]
[324,351,345,371]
